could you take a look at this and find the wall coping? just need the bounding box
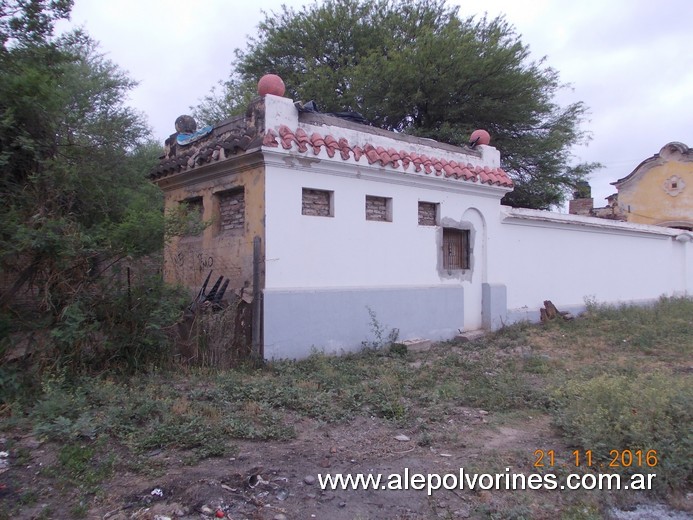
[502,206,689,239]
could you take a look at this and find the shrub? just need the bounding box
[48,273,188,373]
[553,372,692,493]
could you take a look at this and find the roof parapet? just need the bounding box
[151,74,512,189]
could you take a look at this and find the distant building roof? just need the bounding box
[612,142,691,188]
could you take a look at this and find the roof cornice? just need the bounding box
[263,125,514,189]
[262,147,510,199]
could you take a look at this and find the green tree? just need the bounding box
[0,2,180,376]
[0,27,159,305]
[192,71,257,126]
[199,0,599,209]
[0,0,72,47]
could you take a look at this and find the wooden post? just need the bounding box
[127,266,132,311]
[251,235,263,365]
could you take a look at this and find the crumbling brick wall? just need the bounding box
[302,188,332,217]
[418,202,437,225]
[219,189,245,231]
[568,198,594,216]
[366,195,390,221]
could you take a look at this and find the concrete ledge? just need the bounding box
[401,338,432,352]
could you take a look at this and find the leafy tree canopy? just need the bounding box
[0,1,197,380]
[0,0,72,48]
[0,1,164,315]
[196,0,600,209]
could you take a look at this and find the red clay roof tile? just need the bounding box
[263,125,513,187]
[154,121,514,188]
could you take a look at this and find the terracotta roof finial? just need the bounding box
[175,115,197,134]
[258,74,286,97]
[469,129,491,148]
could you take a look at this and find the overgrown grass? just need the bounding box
[2,297,691,516]
[513,297,693,495]
[553,373,691,493]
[38,439,116,518]
[0,274,190,412]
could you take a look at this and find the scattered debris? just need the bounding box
[539,300,575,322]
[455,330,486,343]
[188,270,231,313]
[294,99,369,125]
[477,490,493,503]
[0,452,8,475]
[610,503,693,519]
[401,338,432,352]
[303,475,316,485]
[394,434,411,442]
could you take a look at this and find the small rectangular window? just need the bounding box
[302,188,334,217]
[443,228,470,270]
[365,195,392,222]
[218,188,245,232]
[182,196,203,217]
[418,201,439,226]
[179,197,204,236]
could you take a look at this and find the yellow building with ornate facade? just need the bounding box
[612,142,692,230]
[569,142,692,230]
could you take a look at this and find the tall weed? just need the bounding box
[553,372,692,493]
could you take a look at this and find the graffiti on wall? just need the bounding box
[167,247,244,289]
[197,253,214,272]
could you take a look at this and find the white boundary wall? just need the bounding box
[494,207,693,323]
[261,96,511,357]
[258,95,693,358]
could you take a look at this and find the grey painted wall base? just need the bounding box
[263,286,464,359]
[482,283,507,331]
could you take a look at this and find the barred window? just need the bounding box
[442,228,470,270]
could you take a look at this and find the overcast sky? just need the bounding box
[57,0,692,207]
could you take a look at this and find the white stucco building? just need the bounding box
[151,82,693,359]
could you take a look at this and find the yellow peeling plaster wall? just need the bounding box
[161,156,265,296]
[615,143,693,228]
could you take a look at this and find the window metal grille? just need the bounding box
[443,228,470,270]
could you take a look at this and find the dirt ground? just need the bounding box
[6,407,691,520]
